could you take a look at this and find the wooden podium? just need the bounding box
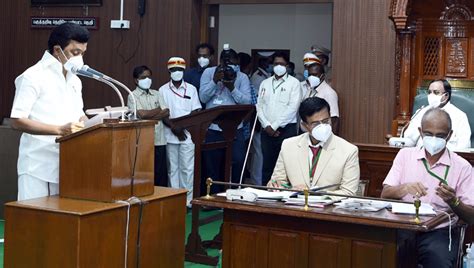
[170,105,255,265]
[56,120,156,202]
[4,120,187,267]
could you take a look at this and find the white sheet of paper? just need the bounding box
[390,202,436,215]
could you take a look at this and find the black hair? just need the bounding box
[272,51,289,64]
[238,52,252,69]
[48,22,90,54]
[421,107,452,131]
[133,65,152,79]
[299,97,331,123]
[429,79,452,102]
[196,43,215,56]
[220,48,238,62]
[288,62,295,70]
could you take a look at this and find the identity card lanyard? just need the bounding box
[169,81,187,98]
[421,158,450,185]
[308,149,322,183]
[272,79,284,93]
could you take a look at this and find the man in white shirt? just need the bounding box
[256,52,302,186]
[159,57,202,207]
[128,65,170,187]
[301,53,340,134]
[10,23,89,201]
[403,79,471,150]
[251,57,272,91]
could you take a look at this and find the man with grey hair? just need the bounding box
[382,108,474,268]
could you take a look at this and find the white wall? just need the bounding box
[218,4,333,73]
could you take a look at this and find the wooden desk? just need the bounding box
[4,187,186,268]
[194,196,447,268]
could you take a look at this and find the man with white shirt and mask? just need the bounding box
[301,53,340,134]
[10,23,89,201]
[257,51,302,186]
[159,57,202,207]
[403,79,471,150]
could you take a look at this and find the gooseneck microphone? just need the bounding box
[73,65,138,120]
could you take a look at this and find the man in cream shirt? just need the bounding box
[257,51,302,186]
[268,97,360,197]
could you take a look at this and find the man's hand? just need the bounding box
[213,70,224,84]
[154,108,170,120]
[268,179,290,191]
[264,126,277,137]
[436,184,457,205]
[403,182,428,197]
[223,81,235,91]
[58,122,84,136]
[171,126,187,141]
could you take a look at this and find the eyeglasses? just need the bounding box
[427,89,446,96]
[306,117,331,128]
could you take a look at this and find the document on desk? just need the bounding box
[216,187,294,200]
[285,195,337,208]
[333,198,390,212]
[390,202,436,215]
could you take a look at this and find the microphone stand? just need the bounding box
[77,73,125,108]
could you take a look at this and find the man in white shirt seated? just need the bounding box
[403,79,471,150]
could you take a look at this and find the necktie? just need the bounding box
[309,146,321,178]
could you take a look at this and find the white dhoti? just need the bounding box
[166,143,195,207]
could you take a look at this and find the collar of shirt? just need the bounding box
[307,135,324,148]
[272,73,288,82]
[415,146,451,167]
[135,86,156,96]
[257,67,270,78]
[169,80,186,90]
[40,51,64,75]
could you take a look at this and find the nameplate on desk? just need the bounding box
[31,17,99,29]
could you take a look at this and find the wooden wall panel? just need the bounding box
[0,0,201,121]
[332,0,396,143]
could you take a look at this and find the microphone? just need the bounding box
[82,65,106,78]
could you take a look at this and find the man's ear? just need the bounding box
[300,122,308,133]
[418,127,423,137]
[446,130,453,142]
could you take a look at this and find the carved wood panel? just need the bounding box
[268,230,304,268]
[445,38,469,77]
[423,36,442,77]
[351,240,386,268]
[229,225,259,268]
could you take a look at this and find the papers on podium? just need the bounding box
[217,187,294,200]
[84,110,124,128]
[333,198,390,212]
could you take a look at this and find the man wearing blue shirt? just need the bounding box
[200,46,252,188]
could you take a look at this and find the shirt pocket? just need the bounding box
[278,88,290,105]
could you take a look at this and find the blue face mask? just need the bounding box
[303,69,309,79]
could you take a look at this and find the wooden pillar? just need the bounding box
[396,30,413,120]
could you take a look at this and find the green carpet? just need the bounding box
[0,211,221,268]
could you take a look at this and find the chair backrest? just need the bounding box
[413,87,474,148]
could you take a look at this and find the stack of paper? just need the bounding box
[285,195,337,208]
[216,187,294,200]
[333,198,390,212]
[390,202,436,215]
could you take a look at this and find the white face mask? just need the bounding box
[60,48,84,73]
[422,135,447,156]
[273,65,287,76]
[311,123,332,143]
[171,70,184,81]
[427,93,445,107]
[198,57,210,68]
[307,75,321,88]
[138,77,152,90]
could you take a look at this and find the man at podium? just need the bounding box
[9,23,90,200]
